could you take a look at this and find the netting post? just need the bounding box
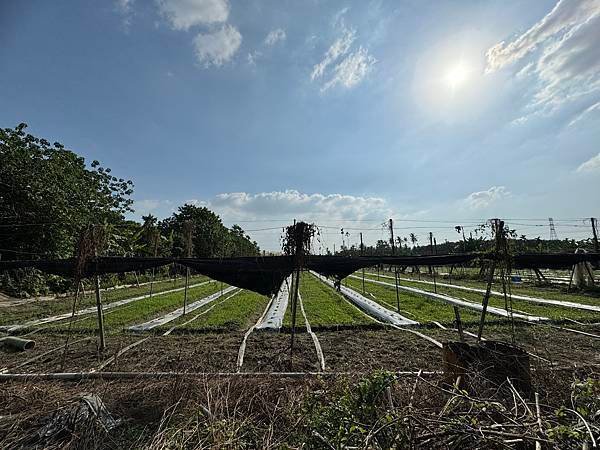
[477,219,503,342]
[182,220,194,315]
[289,221,305,363]
[92,225,106,352]
[360,232,365,295]
[149,229,159,300]
[453,306,465,342]
[94,274,106,351]
[389,219,401,312]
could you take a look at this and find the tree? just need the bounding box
[160,204,259,258]
[0,123,134,259]
[409,233,418,247]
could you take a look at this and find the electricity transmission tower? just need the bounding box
[548,217,558,240]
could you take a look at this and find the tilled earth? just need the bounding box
[1,321,599,375]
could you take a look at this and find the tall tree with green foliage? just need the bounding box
[0,123,134,259]
[160,204,259,258]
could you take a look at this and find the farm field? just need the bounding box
[2,270,599,449]
[282,272,376,328]
[344,275,483,324]
[48,281,222,334]
[157,289,270,333]
[0,275,207,326]
[360,271,600,322]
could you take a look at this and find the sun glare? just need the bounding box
[445,63,470,90]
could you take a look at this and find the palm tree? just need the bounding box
[409,233,418,247]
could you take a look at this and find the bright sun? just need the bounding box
[445,63,470,90]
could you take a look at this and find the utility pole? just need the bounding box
[548,218,558,241]
[360,232,365,295]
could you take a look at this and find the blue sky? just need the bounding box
[1,0,599,251]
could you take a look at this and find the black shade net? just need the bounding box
[1,252,598,297]
[177,256,294,297]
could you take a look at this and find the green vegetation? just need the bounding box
[344,276,481,324]
[160,289,270,332]
[0,275,207,326]
[0,124,260,297]
[371,271,600,307]
[51,282,221,334]
[291,273,375,327]
[361,272,600,322]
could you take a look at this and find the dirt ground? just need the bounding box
[3,321,598,375]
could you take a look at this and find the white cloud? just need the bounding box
[193,24,242,67]
[134,199,174,216]
[115,0,135,28]
[116,0,134,14]
[568,100,600,126]
[464,186,510,210]
[576,152,600,173]
[311,28,356,81]
[264,28,286,46]
[210,190,392,221]
[246,50,261,66]
[156,0,229,30]
[486,0,600,71]
[321,47,376,91]
[485,0,600,114]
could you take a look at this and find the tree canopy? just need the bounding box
[0,123,134,259]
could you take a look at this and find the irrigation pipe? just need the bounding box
[0,337,93,374]
[298,293,326,371]
[0,280,215,333]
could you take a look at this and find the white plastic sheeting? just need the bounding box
[312,272,419,326]
[366,272,600,313]
[237,291,278,371]
[353,275,548,322]
[298,293,326,371]
[128,285,236,332]
[255,277,291,330]
[0,280,215,333]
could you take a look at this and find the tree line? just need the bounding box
[0,124,259,295]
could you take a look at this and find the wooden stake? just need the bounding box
[149,230,159,300]
[182,220,194,315]
[477,219,503,342]
[92,225,106,352]
[389,219,401,312]
[453,306,464,342]
[94,275,106,351]
[289,221,306,362]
